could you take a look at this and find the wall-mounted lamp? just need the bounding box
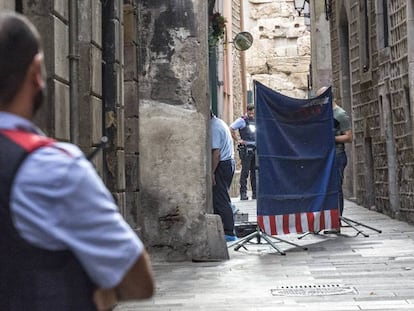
[294,0,332,21]
[293,0,310,18]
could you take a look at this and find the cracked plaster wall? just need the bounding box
[137,1,220,261]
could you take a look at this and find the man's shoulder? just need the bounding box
[334,106,350,120]
[25,141,85,176]
[212,117,227,128]
[230,116,246,129]
[334,105,347,114]
[0,129,55,152]
[53,142,83,158]
[0,128,83,159]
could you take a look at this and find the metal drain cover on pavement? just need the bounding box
[271,284,357,296]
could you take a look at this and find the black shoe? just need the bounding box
[252,193,256,200]
[240,194,248,200]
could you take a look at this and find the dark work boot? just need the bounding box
[240,193,248,200]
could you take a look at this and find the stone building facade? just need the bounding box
[245,0,311,99]
[231,0,245,120]
[325,0,414,222]
[137,1,226,261]
[308,0,332,92]
[1,0,229,261]
[227,0,311,197]
[210,0,246,123]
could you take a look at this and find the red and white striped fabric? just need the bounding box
[257,209,340,235]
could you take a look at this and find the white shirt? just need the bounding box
[210,116,234,161]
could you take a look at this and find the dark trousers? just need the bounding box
[335,151,347,216]
[213,159,235,236]
[239,150,256,196]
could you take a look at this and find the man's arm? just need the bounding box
[229,118,245,144]
[212,148,221,173]
[114,250,154,299]
[335,129,352,144]
[229,127,240,142]
[212,148,221,186]
[93,250,154,310]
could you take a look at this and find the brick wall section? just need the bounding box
[78,0,104,174]
[123,1,141,229]
[246,0,311,99]
[388,1,414,216]
[25,0,70,140]
[329,0,414,221]
[329,1,347,197]
[24,1,128,215]
[24,0,104,164]
[102,0,127,216]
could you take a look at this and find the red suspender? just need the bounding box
[0,130,55,152]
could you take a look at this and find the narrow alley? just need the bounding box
[116,198,414,311]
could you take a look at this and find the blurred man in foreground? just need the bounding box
[0,11,154,311]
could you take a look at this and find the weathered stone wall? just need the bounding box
[328,1,355,202]
[23,0,128,218]
[22,0,104,161]
[386,1,414,220]
[309,0,332,91]
[0,1,14,10]
[137,1,227,261]
[229,0,245,196]
[25,0,70,140]
[232,0,244,120]
[9,0,228,261]
[329,0,414,221]
[245,0,311,99]
[123,2,141,230]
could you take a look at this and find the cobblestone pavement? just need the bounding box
[116,199,414,311]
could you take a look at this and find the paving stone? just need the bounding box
[115,198,414,311]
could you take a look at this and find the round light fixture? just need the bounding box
[233,31,254,51]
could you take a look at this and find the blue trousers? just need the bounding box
[213,159,235,236]
[335,151,347,216]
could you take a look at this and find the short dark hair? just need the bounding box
[0,11,41,107]
[247,104,255,111]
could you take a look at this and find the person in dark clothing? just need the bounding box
[210,111,237,242]
[230,105,256,200]
[0,11,154,311]
[317,87,352,216]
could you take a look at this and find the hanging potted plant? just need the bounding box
[209,12,227,47]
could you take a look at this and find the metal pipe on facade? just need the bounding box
[102,1,117,187]
[240,0,248,113]
[69,0,79,144]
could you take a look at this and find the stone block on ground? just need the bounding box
[203,214,229,261]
